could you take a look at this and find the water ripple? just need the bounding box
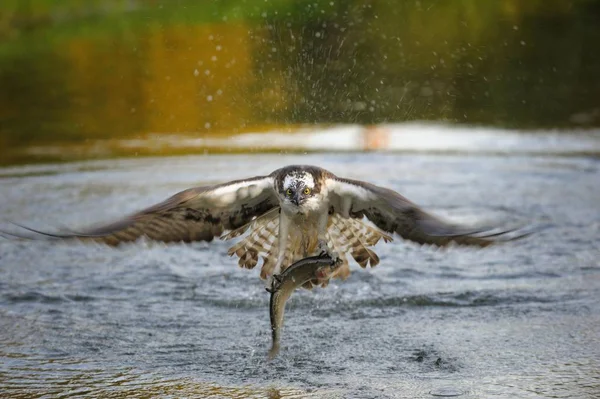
[1,152,599,398]
[2,291,96,304]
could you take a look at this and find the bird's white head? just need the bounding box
[276,167,324,214]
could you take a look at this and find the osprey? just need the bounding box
[5,165,523,288]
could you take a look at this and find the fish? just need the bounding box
[266,254,342,359]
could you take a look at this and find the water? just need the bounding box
[1,130,600,398]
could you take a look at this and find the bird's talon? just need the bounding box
[265,274,280,292]
[317,239,338,262]
[317,240,329,254]
[330,250,339,262]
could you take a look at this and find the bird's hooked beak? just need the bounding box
[291,192,301,206]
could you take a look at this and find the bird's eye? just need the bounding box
[303,187,311,195]
[286,188,292,197]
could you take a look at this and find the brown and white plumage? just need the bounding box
[223,212,391,288]
[2,165,527,287]
[7,176,278,245]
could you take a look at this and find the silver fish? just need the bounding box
[266,254,342,359]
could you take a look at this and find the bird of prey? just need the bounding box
[4,165,524,288]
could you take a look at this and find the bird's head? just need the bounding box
[278,169,321,213]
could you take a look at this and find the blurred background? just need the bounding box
[1,0,599,163]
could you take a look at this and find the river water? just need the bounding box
[1,127,599,398]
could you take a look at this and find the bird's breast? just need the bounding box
[283,212,323,256]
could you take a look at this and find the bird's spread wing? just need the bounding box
[325,176,526,247]
[3,176,279,245]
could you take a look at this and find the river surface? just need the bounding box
[1,129,599,398]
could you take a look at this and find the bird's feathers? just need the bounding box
[2,165,528,286]
[6,176,278,245]
[325,176,524,247]
[223,212,392,288]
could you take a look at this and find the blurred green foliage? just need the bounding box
[1,0,599,152]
